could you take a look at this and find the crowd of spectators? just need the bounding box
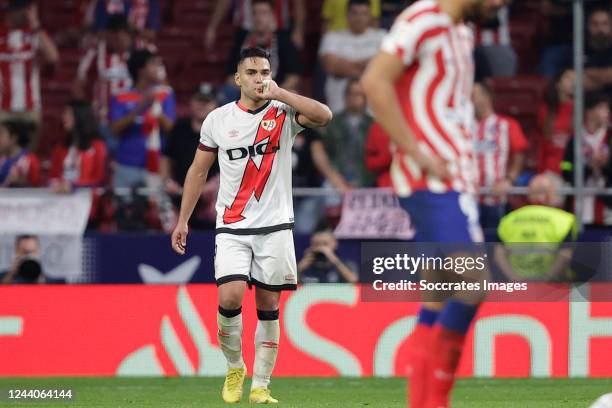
[0,0,612,238]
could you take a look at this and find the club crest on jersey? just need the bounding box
[261,119,276,131]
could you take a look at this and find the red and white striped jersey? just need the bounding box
[582,125,609,160]
[199,100,304,233]
[0,26,41,112]
[474,114,528,205]
[580,126,609,225]
[234,0,292,31]
[380,0,476,196]
[77,41,132,124]
[474,6,510,46]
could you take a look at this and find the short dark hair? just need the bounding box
[7,0,33,11]
[347,0,370,11]
[252,0,274,8]
[106,13,130,32]
[127,49,157,82]
[314,221,334,235]
[585,92,609,111]
[15,234,38,246]
[237,47,271,69]
[0,119,30,148]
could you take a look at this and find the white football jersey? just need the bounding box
[199,100,304,233]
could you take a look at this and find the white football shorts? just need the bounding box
[214,229,298,290]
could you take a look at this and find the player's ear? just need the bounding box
[234,72,241,87]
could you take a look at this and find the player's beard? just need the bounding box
[242,86,264,102]
[464,0,499,24]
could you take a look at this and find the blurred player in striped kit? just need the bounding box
[362,1,504,407]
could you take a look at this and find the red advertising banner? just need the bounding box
[0,284,611,377]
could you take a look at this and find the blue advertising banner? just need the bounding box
[85,232,362,284]
[82,229,612,284]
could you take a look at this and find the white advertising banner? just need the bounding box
[0,189,92,282]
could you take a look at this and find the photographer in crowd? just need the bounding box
[1,235,45,284]
[298,227,358,283]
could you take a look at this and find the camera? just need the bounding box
[312,251,330,270]
[16,255,43,284]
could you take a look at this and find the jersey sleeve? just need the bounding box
[381,10,445,66]
[278,102,305,138]
[508,118,529,153]
[162,90,177,122]
[109,95,127,122]
[199,113,218,152]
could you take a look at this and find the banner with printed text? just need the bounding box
[334,189,414,240]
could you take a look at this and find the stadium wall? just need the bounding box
[0,284,611,377]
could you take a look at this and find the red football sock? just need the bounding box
[425,325,466,408]
[406,323,434,408]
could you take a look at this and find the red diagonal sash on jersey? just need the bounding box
[223,107,287,224]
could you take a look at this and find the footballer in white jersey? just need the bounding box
[171,47,332,404]
[199,99,304,233]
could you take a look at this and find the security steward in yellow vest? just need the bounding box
[495,174,577,281]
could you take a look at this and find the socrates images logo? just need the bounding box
[116,287,226,376]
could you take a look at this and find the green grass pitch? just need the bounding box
[0,377,611,407]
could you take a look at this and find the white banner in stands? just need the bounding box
[334,188,415,240]
[0,189,91,234]
[0,189,92,282]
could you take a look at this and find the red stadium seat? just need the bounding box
[490,76,548,117]
[172,0,214,25]
[490,76,548,169]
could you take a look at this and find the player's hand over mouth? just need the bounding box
[259,79,281,100]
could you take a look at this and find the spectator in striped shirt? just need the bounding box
[74,14,134,151]
[561,92,611,225]
[0,0,59,149]
[472,81,528,229]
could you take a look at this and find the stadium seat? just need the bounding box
[172,0,214,25]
